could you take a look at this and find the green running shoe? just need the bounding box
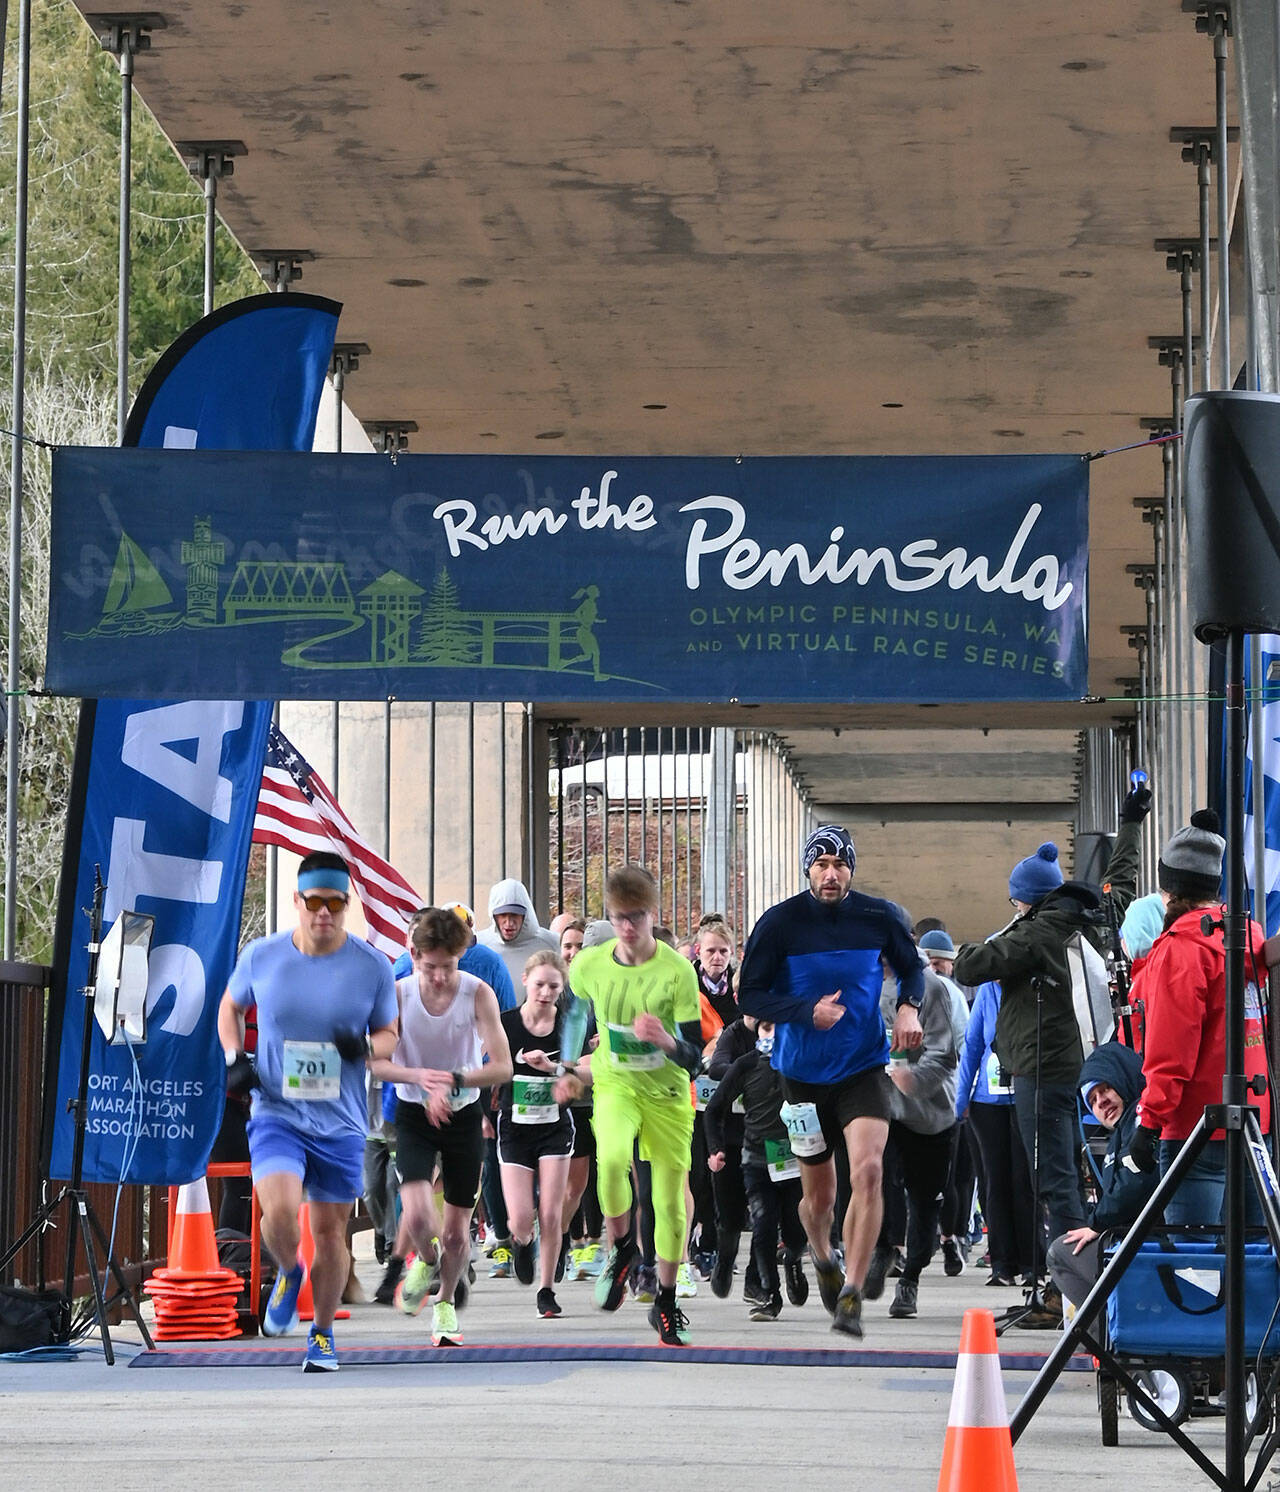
[396,1256,434,1317]
[432,1299,463,1346]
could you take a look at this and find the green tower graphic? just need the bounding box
[359,571,425,663]
[180,516,225,624]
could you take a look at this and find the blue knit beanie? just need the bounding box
[1008,842,1063,905]
[1120,892,1165,960]
[918,928,955,955]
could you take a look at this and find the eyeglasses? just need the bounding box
[609,909,651,927]
[302,893,349,914]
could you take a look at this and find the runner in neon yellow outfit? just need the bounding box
[554,864,701,1345]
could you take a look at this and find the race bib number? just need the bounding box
[282,1040,341,1101]
[695,1074,744,1113]
[512,1076,558,1124]
[780,1101,826,1157]
[986,1052,1012,1097]
[607,1024,665,1070]
[449,1084,480,1111]
[764,1136,801,1182]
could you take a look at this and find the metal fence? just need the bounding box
[547,724,812,942]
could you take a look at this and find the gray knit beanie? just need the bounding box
[582,918,615,949]
[1158,809,1225,901]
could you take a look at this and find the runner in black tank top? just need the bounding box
[497,950,578,1317]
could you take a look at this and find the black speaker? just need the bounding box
[1184,390,1280,641]
[1074,831,1114,888]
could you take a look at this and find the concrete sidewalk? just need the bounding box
[0,1245,1234,1491]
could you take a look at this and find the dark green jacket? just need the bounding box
[952,821,1141,1084]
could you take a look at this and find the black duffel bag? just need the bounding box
[0,1285,69,1353]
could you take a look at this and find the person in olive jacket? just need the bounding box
[953,787,1147,1256]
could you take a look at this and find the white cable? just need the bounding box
[107,1028,144,1261]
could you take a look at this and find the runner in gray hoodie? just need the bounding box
[866,962,958,1319]
[478,878,559,989]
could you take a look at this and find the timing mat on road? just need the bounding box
[129,1340,1095,1371]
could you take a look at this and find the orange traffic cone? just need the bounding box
[164,1178,223,1276]
[145,1178,243,1340]
[937,1308,1019,1491]
[295,1203,350,1323]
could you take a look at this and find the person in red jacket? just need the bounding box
[1130,810,1271,1225]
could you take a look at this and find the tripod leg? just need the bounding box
[72,1194,115,1365]
[1010,1113,1211,1441]
[1243,1112,1280,1254]
[0,1187,70,1281]
[81,1193,156,1352]
[1240,1114,1280,1471]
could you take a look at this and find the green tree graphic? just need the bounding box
[414,569,477,665]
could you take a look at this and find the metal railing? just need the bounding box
[547,724,812,939]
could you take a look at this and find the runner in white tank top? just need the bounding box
[371,908,511,1346]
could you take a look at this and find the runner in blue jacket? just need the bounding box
[737,824,923,1339]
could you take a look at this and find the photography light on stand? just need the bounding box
[0,868,157,1362]
[92,909,154,1047]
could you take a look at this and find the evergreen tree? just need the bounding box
[415,569,476,666]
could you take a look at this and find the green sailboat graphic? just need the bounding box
[92,532,181,635]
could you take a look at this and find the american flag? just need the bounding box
[253,723,421,959]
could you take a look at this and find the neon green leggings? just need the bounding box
[592,1083,693,1263]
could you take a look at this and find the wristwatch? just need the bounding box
[450,1069,465,1096]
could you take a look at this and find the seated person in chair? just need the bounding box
[1047,1040,1157,1313]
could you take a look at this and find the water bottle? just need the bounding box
[560,993,591,1064]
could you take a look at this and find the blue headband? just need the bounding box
[298,866,350,894]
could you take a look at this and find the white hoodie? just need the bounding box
[477,877,559,988]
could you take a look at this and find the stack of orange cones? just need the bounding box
[295,1203,351,1323]
[144,1178,243,1340]
[937,1308,1019,1491]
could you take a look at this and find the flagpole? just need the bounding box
[266,705,278,934]
[3,0,30,959]
[1250,638,1269,931]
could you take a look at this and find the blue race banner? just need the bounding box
[48,293,339,1184]
[46,451,1089,704]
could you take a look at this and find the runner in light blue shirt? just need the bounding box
[218,852,398,1373]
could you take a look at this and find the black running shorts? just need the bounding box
[779,1066,892,1164]
[395,1096,484,1207]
